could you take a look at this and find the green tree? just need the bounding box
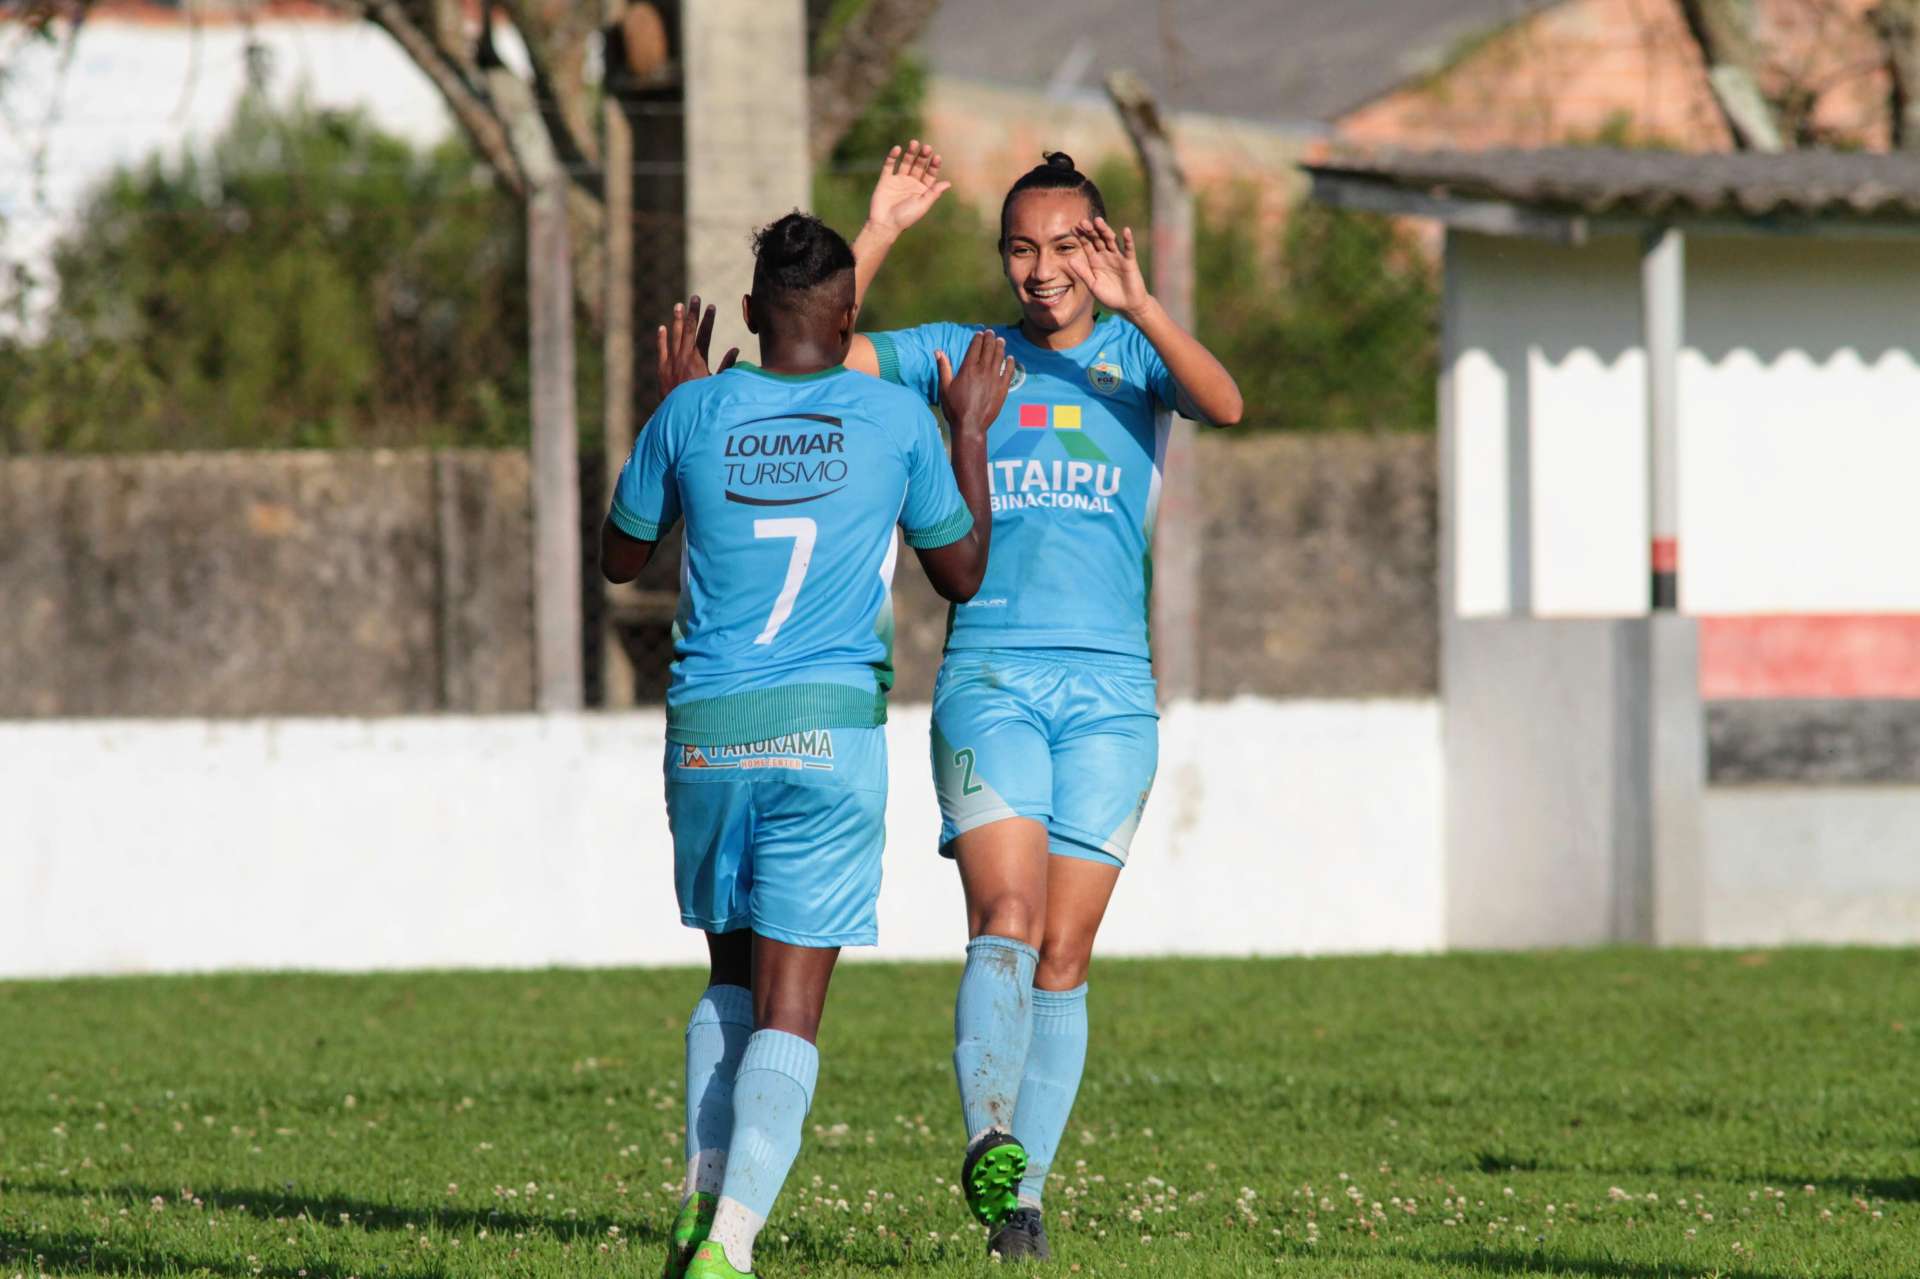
[811,55,1007,332]
[1262,201,1438,432]
[0,96,531,453]
[811,64,1436,432]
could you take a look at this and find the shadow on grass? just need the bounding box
[1458,1154,1920,1204]
[0,1225,449,1279]
[3,1199,955,1276]
[1415,1248,1803,1279]
[10,1178,667,1249]
[1660,1168,1920,1204]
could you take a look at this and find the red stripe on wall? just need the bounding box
[1650,538,1678,573]
[1700,615,1920,699]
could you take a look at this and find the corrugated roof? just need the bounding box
[1304,148,1920,221]
[919,0,1553,129]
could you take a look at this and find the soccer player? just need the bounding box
[843,145,1244,1260]
[601,211,1013,1279]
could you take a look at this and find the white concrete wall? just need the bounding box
[1445,230,1920,618]
[1704,786,1920,945]
[0,700,1444,978]
[1441,618,1649,949]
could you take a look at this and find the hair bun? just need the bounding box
[1043,151,1077,171]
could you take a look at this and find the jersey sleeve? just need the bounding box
[1124,320,1190,419]
[609,394,683,541]
[866,322,977,404]
[899,402,974,549]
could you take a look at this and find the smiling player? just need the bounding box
[844,146,1244,1261]
[603,211,1012,1279]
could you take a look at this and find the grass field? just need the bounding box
[2,949,1917,1278]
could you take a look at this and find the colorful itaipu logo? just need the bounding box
[998,403,1108,463]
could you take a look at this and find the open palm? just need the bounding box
[1065,217,1151,315]
[868,140,952,234]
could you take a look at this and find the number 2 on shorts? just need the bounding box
[753,517,817,645]
[953,746,983,796]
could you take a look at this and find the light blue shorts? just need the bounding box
[664,726,887,948]
[929,649,1159,867]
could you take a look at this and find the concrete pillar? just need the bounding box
[683,0,810,363]
[1648,613,1706,943]
[1641,227,1683,610]
[1438,225,1706,950]
[1638,226,1704,943]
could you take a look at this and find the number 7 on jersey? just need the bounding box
[752,517,817,645]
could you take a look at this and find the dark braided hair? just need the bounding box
[751,210,856,320]
[998,152,1107,249]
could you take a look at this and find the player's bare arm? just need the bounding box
[601,293,738,584]
[600,521,654,584]
[656,293,738,397]
[1065,216,1244,427]
[916,329,1013,602]
[846,141,950,377]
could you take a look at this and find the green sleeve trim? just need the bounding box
[869,331,904,387]
[903,506,973,550]
[608,500,663,542]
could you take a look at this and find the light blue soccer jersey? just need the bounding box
[869,317,1185,658]
[611,362,972,745]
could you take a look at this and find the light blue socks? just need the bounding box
[708,1028,820,1273]
[1014,982,1089,1208]
[953,934,1039,1142]
[683,983,753,1199]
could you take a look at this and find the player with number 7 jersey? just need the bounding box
[600,212,1011,1279]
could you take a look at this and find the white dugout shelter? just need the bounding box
[1307,148,1920,949]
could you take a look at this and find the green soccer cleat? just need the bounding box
[683,1240,753,1278]
[661,1192,718,1279]
[961,1130,1028,1227]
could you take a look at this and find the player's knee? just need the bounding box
[1035,933,1094,989]
[757,993,824,1043]
[972,893,1045,949]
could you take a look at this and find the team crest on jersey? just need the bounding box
[1007,361,1028,393]
[1087,354,1123,396]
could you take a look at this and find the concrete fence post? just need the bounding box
[1108,69,1200,702]
[1639,226,1704,943]
[683,0,809,365]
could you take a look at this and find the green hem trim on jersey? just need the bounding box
[868,332,903,387]
[903,507,973,550]
[666,682,887,746]
[734,360,848,383]
[608,500,663,542]
[943,631,1153,661]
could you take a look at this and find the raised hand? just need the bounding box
[1064,217,1152,317]
[935,329,1015,434]
[655,294,739,397]
[867,140,952,237]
